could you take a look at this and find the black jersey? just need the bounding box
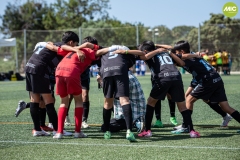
[100,49,135,79]
[25,42,63,75]
[182,52,221,84]
[145,52,181,81]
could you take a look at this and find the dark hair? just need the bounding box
[62,31,79,43]
[174,40,190,53]
[82,36,98,45]
[140,40,155,52]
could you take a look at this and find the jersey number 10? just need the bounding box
[158,55,173,65]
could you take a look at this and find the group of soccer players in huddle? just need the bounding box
[15,31,240,142]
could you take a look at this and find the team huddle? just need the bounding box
[15,31,240,142]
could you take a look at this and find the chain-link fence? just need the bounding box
[0,25,240,73]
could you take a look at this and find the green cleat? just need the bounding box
[153,119,164,128]
[170,117,178,126]
[126,129,136,142]
[104,131,111,139]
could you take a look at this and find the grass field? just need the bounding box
[0,74,240,160]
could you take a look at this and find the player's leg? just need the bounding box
[82,88,90,128]
[65,94,73,126]
[53,96,69,139]
[26,72,50,136]
[116,75,136,142]
[167,94,178,126]
[169,81,200,138]
[138,80,169,137]
[102,77,114,139]
[153,100,163,128]
[219,101,240,124]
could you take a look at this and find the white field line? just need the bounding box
[0,140,239,150]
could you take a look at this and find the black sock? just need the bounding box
[122,104,133,131]
[145,105,154,131]
[30,103,41,131]
[231,111,240,123]
[66,99,72,116]
[207,102,227,117]
[182,110,192,128]
[154,100,161,120]
[168,99,176,117]
[45,103,58,131]
[103,108,112,131]
[26,103,30,108]
[181,110,194,131]
[82,101,90,122]
[39,108,46,126]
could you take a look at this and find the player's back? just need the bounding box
[56,48,96,78]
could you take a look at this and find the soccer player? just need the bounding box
[97,70,146,133]
[114,41,200,138]
[52,37,106,139]
[214,50,223,73]
[98,45,145,142]
[64,36,101,128]
[222,50,229,75]
[173,40,240,132]
[25,31,82,136]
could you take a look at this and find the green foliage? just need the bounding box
[187,13,240,56]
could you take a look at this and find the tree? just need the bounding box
[187,13,240,55]
[0,0,50,35]
[44,0,110,29]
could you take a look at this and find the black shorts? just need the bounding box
[81,69,90,90]
[150,80,185,102]
[222,64,229,67]
[190,78,227,103]
[103,75,129,98]
[26,72,51,94]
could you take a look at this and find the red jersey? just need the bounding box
[56,48,96,79]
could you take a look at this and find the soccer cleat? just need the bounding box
[221,114,232,127]
[173,124,183,130]
[190,130,200,138]
[171,128,189,134]
[126,129,136,142]
[53,133,63,139]
[64,116,71,126]
[81,121,90,128]
[52,130,73,136]
[74,131,87,138]
[170,117,178,126]
[153,120,164,128]
[40,125,54,132]
[134,116,145,133]
[32,130,51,137]
[48,123,53,129]
[104,131,111,139]
[15,100,27,117]
[138,130,152,137]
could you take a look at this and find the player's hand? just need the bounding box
[76,50,85,62]
[195,52,202,58]
[156,48,168,53]
[113,49,125,54]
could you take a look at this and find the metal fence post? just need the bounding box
[24,29,26,66]
[198,23,201,52]
[136,25,139,47]
[79,27,82,44]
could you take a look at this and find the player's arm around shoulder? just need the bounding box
[143,48,168,60]
[180,52,201,60]
[169,52,185,67]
